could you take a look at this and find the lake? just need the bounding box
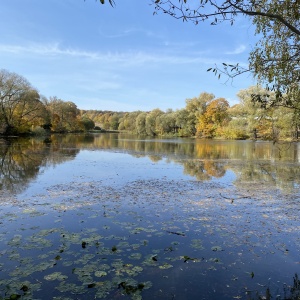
[0,133,299,300]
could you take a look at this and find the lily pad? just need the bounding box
[211,246,223,252]
[44,272,68,281]
[159,263,173,269]
[95,271,107,277]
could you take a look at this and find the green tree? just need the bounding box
[222,104,249,139]
[174,108,190,136]
[120,111,141,132]
[156,111,176,135]
[237,86,277,139]
[145,108,163,136]
[185,92,214,136]
[136,112,147,135]
[108,113,120,130]
[80,117,95,131]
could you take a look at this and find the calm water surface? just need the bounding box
[0,133,299,300]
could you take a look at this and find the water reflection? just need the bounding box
[0,136,80,195]
[0,133,299,194]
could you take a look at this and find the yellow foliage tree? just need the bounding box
[196,98,229,138]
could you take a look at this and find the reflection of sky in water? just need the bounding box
[1,138,300,300]
[18,145,300,200]
[1,135,300,197]
[19,150,195,199]
[211,169,236,185]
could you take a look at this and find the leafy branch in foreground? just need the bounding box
[152,0,300,110]
[85,0,115,6]
[99,0,115,6]
[98,0,299,111]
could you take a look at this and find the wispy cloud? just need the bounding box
[0,42,225,66]
[98,27,166,40]
[225,45,247,55]
[0,43,100,59]
[0,42,249,77]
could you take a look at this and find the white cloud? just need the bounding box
[0,42,227,66]
[225,45,247,55]
[0,41,251,111]
[98,27,165,40]
[0,43,100,59]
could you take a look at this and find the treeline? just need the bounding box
[0,69,95,135]
[1,69,299,140]
[83,87,300,141]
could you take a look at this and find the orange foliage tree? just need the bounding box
[196,98,229,138]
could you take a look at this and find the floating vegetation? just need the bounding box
[129,253,142,260]
[0,152,299,300]
[211,246,223,252]
[191,239,205,250]
[159,263,173,269]
[95,271,107,278]
[44,272,68,281]
[181,255,202,263]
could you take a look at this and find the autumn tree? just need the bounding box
[185,92,214,136]
[0,69,48,135]
[196,98,229,138]
[44,97,81,132]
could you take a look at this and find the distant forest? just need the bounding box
[82,86,300,141]
[1,69,299,140]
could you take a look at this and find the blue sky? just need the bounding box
[0,0,257,112]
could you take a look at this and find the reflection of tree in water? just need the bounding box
[203,160,226,177]
[0,139,43,194]
[194,142,230,159]
[148,155,162,162]
[92,134,197,157]
[46,134,86,165]
[0,136,80,194]
[181,159,226,181]
[49,134,95,150]
[89,134,300,190]
[1,133,299,193]
[182,160,210,181]
[232,162,300,192]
